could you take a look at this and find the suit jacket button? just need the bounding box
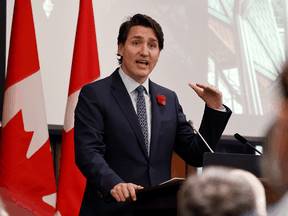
[97,191,103,198]
[149,166,152,170]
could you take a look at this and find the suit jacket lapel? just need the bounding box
[110,69,149,159]
[149,81,161,160]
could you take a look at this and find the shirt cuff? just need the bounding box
[207,104,227,112]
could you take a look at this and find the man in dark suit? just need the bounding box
[74,14,232,216]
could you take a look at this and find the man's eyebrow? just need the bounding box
[132,35,143,40]
[149,38,158,42]
[131,35,158,42]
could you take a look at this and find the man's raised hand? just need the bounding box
[189,83,223,110]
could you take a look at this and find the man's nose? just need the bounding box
[139,44,149,56]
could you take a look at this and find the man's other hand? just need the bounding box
[110,183,144,202]
[189,83,223,110]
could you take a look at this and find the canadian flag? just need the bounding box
[55,0,100,215]
[0,0,56,215]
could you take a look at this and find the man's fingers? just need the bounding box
[111,183,144,202]
[190,83,220,94]
[188,83,197,89]
[195,83,207,89]
[113,193,122,202]
[134,185,144,190]
[128,184,144,201]
[122,185,131,199]
[127,184,137,201]
[111,184,126,202]
[206,84,217,91]
[111,187,122,202]
[131,185,144,201]
[189,83,202,96]
[188,82,223,109]
[116,185,127,202]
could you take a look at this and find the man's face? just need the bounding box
[118,25,160,84]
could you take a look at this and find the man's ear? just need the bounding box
[118,44,123,56]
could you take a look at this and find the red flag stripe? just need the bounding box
[5,0,40,90]
[0,0,57,214]
[68,0,100,96]
[56,0,100,215]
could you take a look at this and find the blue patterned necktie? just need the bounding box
[135,85,149,155]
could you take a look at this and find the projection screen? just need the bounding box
[6,0,286,137]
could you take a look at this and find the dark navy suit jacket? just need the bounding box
[74,68,232,215]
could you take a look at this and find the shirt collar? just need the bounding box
[118,67,149,95]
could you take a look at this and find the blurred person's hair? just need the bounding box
[261,121,282,190]
[261,61,288,197]
[178,166,256,216]
[281,61,288,99]
[261,119,288,197]
[231,169,266,216]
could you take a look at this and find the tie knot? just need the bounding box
[136,85,146,94]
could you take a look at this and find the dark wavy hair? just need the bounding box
[282,62,288,99]
[117,14,164,64]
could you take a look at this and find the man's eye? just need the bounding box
[150,44,156,48]
[133,42,139,45]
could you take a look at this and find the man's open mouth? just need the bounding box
[136,60,148,65]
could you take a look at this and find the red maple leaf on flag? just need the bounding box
[0,110,56,215]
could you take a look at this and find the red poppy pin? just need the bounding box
[157,95,166,106]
